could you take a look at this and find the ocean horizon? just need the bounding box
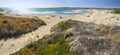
[1,7,85,16]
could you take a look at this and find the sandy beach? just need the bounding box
[0,9,120,55]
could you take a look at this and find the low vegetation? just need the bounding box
[0,15,46,39]
[58,21,71,31]
[13,33,78,55]
[50,20,72,32]
[112,8,120,14]
[13,20,120,55]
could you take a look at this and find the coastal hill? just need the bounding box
[0,14,46,39]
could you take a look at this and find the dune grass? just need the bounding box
[12,33,78,55]
[50,21,72,33]
[0,16,46,39]
[58,21,71,31]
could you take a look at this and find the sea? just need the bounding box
[1,7,85,16]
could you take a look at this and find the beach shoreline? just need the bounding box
[0,9,120,55]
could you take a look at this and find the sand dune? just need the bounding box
[0,9,120,55]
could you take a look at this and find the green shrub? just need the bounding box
[112,8,120,14]
[14,47,31,55]
[58,21,71,31]
[13,34,78,55]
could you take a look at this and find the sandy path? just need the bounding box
[0,9,120,55]
[0,16,70,55]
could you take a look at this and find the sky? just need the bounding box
[0,0,120,8]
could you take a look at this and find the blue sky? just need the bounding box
[0,0,120,8]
